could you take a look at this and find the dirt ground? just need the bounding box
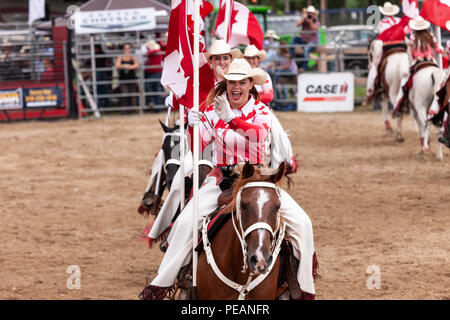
[0,109,449,300]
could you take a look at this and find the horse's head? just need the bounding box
[233,162,286,275]
[159,120,187,190]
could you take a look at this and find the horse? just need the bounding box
[370,41,410,137]
[138,120,188,217]
[431,76,450,150]
[395,64,444,158]
[193,162,315,300]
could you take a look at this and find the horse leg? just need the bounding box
[396,113,405,143]
[381,97,394,135]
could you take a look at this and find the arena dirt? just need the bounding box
[0,110,449,300]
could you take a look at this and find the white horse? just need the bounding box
[397,65,444,158]
[382,54,410,137]
[369,40,410,135]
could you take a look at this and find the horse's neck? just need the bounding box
[213,217,251,284]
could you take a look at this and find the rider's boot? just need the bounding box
[176,262,193,299]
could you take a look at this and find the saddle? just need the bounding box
[375,44,407,96]
[392,60,439,118]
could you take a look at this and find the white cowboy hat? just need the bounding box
[264,29,279,40]
[204,39,243,60]
[379,2,400,16]
[145,40,160,50]
[409,16,431,31]
[303,5,318,15]
[244,45,267,62]
[223,58,266,85]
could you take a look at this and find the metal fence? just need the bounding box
[262,28,372,110]
[0,32,65,82]
[73,31,169,118]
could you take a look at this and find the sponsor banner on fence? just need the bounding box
[73,8,166,34]
[297,72,354,112]
[0,88,23,110]
[23,86,63,108]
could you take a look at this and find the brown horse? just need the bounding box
[196,162,289,300]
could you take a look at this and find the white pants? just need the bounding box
[151,172,316,295]
[269,113,294,169]
[148,151,193,239]
[367,40,383,95]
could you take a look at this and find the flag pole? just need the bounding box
[436,26,443,70]
[179,104,185,212]
[192,0,200,296]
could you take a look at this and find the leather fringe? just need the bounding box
[312,252,320,280]
[138,276,175,300]
[138,223,170,249]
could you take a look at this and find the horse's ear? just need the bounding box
[271,162,286,184]
[242,161,254,179]
[159,119,170,133]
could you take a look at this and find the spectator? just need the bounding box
[290,5,320,72]
[244,44,274,106]
[95,45,111,109]
[41,58,55,81]
[260,30,280,73]
[274,41,298,100]
[115,43,139,108]
[144,34,165,111]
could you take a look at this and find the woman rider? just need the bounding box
[394,16,443,117]
[205,39,243,83]
[140,58,316,300]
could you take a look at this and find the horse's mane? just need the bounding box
[221,164,285,214]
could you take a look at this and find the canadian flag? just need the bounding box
[161,0,214,109]
[377,0,419,41]
[215,0,264,50]
[420,0,450,31]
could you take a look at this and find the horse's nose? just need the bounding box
[249,253,272,274]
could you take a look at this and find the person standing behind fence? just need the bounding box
[290,5,320,72]
[274,41,298,100]
[115,43,139,108]
[244,44,274,106]
[260,30,280,73]
[95,45,111,109]
[145,34,166,112]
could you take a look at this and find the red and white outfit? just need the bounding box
[408,32,443,64]
[375,16,402,35]
[150,96,317,297]
[255,70,274,105]
[254,71,296,171]
[367,17,404,97]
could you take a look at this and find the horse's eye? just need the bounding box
[274,204,280,212]
[240,202,248,210]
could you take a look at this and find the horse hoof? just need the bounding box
[396,136,404,143]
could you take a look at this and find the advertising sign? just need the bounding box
[23,86,63,108]
[297,72,354,112]
[73,8,166,34]
[0,88,23,110]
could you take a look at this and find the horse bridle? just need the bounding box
[201,181,286,300]
[162,131,189,174]
[232,182,283,273]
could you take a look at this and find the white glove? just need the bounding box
[213,94,236,123]
[188,108,203,126]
